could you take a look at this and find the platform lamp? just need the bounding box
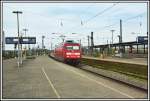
[12,11,23,67]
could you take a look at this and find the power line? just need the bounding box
[82,2,119,25]
[103,22,118,29]
[124,12,146,22]
[96,12,146,32]
[68,2,119,31]
[94,12,146,45]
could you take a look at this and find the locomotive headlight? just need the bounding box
[74,53,80,55]
[66,52,72,55]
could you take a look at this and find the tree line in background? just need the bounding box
[2,48,50,60]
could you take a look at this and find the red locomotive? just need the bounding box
[54,40,81,65]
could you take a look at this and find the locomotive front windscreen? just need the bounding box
[66,46,79,50]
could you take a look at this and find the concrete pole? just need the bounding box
[42,35,45,55]
[51,43,52,51]
[17,13,21,66]
[91,32,94,56]
[120,19,123,57]
[13,11,22,67]
[110,30,115,56]
[2,31,5,52]
[23,28,28,58]
[120,19,122,43]
[87,35,90,55]
[2,31,5,58]
[110,30,115,44]
[20,33,23,64]
[79,39,81,51]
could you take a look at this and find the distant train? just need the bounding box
[53,40,82,65]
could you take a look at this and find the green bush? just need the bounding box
[3,51,16,60]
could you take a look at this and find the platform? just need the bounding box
[82,56,148,66]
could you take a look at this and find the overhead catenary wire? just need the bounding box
[94,12,146,44]
[69,5,146,33]
[68,2,119,32]
[96,12,146,32]
[82,2,120,25]
[5,3,120,33]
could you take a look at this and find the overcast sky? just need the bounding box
[3,2,147,50]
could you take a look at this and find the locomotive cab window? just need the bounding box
[66,46,73,50]
[73,46,79,50]
[66,46,80,50]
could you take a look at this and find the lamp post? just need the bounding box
[42,35,45,55]
[110,30,115,44]
[23,28,28,58]
[110,30,115,56]
[51,38,55,51]
[117,35,121,53]
[13,11,22,67]
[20,31,23,63]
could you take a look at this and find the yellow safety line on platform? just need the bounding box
[42,67,61,98]
[56,62,134,99]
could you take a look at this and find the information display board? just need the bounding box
[5,37,36,44]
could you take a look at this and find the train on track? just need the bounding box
[52,40,82,65]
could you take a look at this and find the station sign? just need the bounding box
[5,37,36,44]
[21,37,36,44]
[138,36,148,43]
[5,37,18,44]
